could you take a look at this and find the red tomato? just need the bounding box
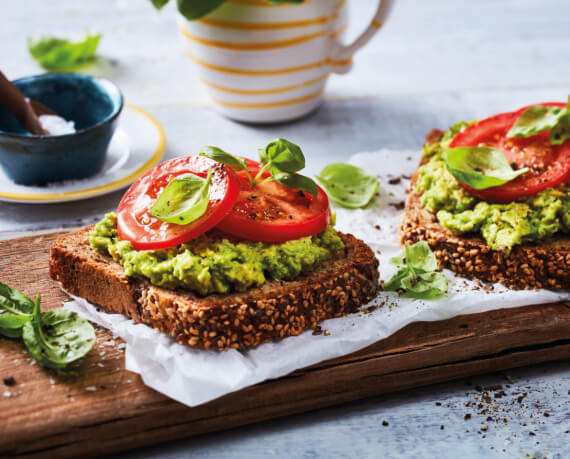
[216,159,331,242]
[117,156,240,250]
[449,102,570,202]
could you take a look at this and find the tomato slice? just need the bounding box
[117,156,240,250]
[216,159,331,242]
[449,102,570,202]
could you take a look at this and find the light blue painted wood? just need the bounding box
[116,361,570,459]
[1,0,569,457]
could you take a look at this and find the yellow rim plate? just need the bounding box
[0,104,166,204]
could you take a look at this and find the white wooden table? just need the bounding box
[3,1,569,457]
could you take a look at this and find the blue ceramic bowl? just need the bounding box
[0,73,123,185]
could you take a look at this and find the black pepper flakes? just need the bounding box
[382,420,389,426]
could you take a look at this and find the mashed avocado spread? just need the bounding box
[90,213,344,295]
[416,122,570,253]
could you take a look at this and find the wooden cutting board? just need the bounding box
[0,231,569,458]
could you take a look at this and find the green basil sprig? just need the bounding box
[200,146,251,182]
[315,163,379,209]
[0,282,34,338]
[550,113,570,145]
[150,169,212,225]
[383,241,448,299]
[0,282,95,369]
[199,138,319,197]
[507,96,570,145]
[22,297,96,369]
[444,146,528,190]
[28,33,101,71]
[151,0,304,21]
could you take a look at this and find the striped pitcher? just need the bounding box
[178,0,393,123]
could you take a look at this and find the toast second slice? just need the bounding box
[50,227,380,350]
[400,130,570,291]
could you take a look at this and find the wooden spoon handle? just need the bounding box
[30,99,56,117]
[0,71,48,135]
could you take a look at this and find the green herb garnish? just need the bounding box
[150,168,212,225]
[507,96,570,145]
[0,282,34,338]
[28,33,101,71]
[444,146,528,190]
[384,241,448,299]
[151,0,304,21]
[0,282,95,369]
[200,146,252,182]
[200,138,319,197]
[316,163,379,209]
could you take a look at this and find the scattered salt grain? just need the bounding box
[117,343,126,351]
[103,340,116,346]
[97,363,104,368]
[85,386,97,392]
[3,391,11,397]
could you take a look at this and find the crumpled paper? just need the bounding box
[63,149,570,407]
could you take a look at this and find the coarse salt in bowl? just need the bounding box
[0,73,123,186]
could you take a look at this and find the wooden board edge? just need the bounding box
[6,339,570,458]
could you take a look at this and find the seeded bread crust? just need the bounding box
[50,227,380,350]
[400,129,570,290]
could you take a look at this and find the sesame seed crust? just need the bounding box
[400,140,570,291]
[50,227,380,351]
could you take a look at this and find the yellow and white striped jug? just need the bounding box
[178,0,393,123]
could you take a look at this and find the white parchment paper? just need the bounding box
[63,150,570,407]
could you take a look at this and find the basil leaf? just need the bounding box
[550,113,570,145]
[199,146,249,174]
[150,0,170,9]
[0,315,30,329]
[177,0,226,20]
[403,240,438,272]
[0,282,34,338]
[273,172,318,198]
[22,296,95,369]
[384,241,448,299]
[382,267,409,292]
[445,146,528,190]
[401,272,448,299]
[316,163,379,209]
[507,105,564,139]
[263,138,305,173]
[150,169,212,225]
[28,33,101,71]
[0,327,23,339]
[0,282,34,313]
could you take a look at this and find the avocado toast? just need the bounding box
[49,139,380,350]
[401,103,570,290]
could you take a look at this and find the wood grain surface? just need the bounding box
[0,231,569,458]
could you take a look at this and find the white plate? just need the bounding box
[0,103,166,204]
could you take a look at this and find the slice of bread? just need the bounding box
[50,227,379,350]
[400,130,570,290]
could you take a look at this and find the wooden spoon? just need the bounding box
[0,71,56,136]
